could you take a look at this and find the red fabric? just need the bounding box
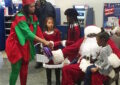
[43,29,61,50]
[22,0,35,6]
[62,64,108,85]
[119,17,120,27]
[5,14,43,64]
[107,38,120,59]
[61,38,120,85]
[36,26,44,39]
[43,29,61,64]
[5,16,26,64]
[62,38,84,61]
[20,60,29,85]
[62,64,84,85]
[91,72,108,85]
[66,26,80,46]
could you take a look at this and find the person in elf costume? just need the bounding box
[51,26,120,85]
[5,0,53,85]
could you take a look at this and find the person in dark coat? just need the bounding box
[35,0,56,31]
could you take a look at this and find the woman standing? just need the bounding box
[5,0,52,85]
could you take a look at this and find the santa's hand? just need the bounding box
[61,40,66,47]
[46,41,54,49]
[52,49,64,64]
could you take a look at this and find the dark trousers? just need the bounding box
[84,65,96,85]
[46,68,60,85]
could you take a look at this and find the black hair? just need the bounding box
[97,32,110,42]
[64,8,79,22]
[65,8,81,38]
[15,5,31,24]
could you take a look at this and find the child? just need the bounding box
[5,0,53,85]
[61,8,81,65]
[84,32,113,85]
[62,8,80,47]
[43,17,61,85]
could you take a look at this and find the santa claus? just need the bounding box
[51,26,120,85]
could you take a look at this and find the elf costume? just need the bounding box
[5,0,44,85]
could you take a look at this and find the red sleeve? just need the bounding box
[108,38,120,59]
[54,29,61,47]
[62,38,84,58]
[66,41,75,46]
[66,26,80,46]
[36,26,44,39]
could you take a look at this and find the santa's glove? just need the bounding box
[52,49,64,64]
[61,40,66,47]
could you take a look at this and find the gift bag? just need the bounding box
[43,47,53,60]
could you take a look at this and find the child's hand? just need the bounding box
[44,41,53,49]
[91,67,98,73]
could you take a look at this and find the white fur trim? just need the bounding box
[43,63,63,69]
[61,40,66,47]
[108,53,120,68]
[79,59,92,72]
[52,49,64,64]
[84,26,101,37]
[36,54,49,63]
[45,31,54,35]
[108,69,115,79]
[74,23,78,27]
[63,58,70,65]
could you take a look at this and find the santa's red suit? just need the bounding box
[51,26,120,85]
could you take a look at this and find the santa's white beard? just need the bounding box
[79,37,101,59]
[79,37,101,72]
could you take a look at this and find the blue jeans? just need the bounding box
[84,65,96,85]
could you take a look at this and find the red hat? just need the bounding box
[22,0,35,6]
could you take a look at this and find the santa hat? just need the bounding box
[84,25,101,37]
[22,0,35,6]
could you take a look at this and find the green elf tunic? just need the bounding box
[5,12,44,64]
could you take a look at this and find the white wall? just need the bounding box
[54,0,120,27]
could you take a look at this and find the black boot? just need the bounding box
[46,69,52,85]
[55,68,60,85]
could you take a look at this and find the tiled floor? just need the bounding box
[0,58,61,85]
[0,51,119,85]
[0,51,62,85]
